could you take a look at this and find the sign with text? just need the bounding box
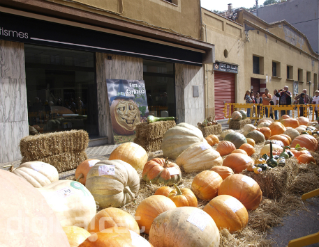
[214,62,238,74]
[106,79,148,144]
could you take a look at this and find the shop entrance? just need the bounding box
[251,78,261,95]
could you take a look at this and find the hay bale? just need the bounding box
[242,159,299,199]
[135,121,176,140]
[198,124,222,137]
[20,130,89,161]
[288,173,319,195]
[21,151,88,173]
[229,118,251,130]
[134,137,162,152]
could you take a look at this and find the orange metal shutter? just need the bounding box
[214,71,235,120]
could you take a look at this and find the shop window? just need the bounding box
[143,60,176,118]
[287,65,293,80]
[25,44,98,136]
[298,69,303,82]
[253,55,264,75]
[272,61,280,77]
[307,71,311,82]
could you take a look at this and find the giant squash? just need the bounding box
[85,160,140,209]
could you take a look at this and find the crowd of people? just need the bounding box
[244,86,319,120]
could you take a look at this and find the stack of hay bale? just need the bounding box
[20,130,89,173]
[198,124,222,137]
[134,121,176,152]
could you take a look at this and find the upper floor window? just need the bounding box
[287,65,293,80]
[253,55,264,75]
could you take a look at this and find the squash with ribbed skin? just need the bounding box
[142,158,182,185]
[222,153,254,173]
[38,180,97,228]
[176,142,223,173]
[75,159,100,185]
[210,166,234,180]
[168,184,198,207]
[218,174,262,210]
[191,171,223,201]
[154,186,173,197]
[161,123,206,159]
[239,143,255,156]
[224,132,247,149]
[203,195,248,233]
[135,195,176,234]
[149,207,220,247]
[63,226,91,247]
[85,160,140,209]
[87,207,139,234]
[231,111,242,120]
[10,161,58,188]
[205,135,219,146]
[246,130,265,143]
[256,127,271,140]
[109,142,148,171]
[216,141,236,156]
[269,122,286,136]
[291,135,318,151]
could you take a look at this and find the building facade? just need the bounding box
[0,0,214,163]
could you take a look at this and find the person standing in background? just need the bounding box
[272,89,279,120]
[276,86,292,116]
[262,88,272,117]
[312,90,319,120]
[244,90,253,117]
[255,92,263,118]
[299,93,306,116]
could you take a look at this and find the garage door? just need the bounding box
[214,71,235,120]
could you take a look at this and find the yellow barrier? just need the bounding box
[224,103,319,122]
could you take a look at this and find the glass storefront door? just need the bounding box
[25,44,98,136]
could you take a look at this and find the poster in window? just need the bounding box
[106,79,149,144]
[293,81,299,96]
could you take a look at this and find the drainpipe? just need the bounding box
[256,0,259,16]
[204,24,209,118]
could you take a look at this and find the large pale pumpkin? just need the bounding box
[222,153,254,173]
[246,130,265,143]
[243,124,257,136]
[210,166,234,179]
[109,142,148,170]
[110,98,141,135]
[205,135,219,146]
[256,127,271,140]
[149,207,220,247]
[79,227,153,247]
[239,143,255,156]
[87,207,139,234]
[142,158,182,185]
[216,141,236,156]
[38,180,97,228]
[75,159,100,185]
[269,122,286,136]
[291,135,318,151]
[281,118,300,128]
[161,123,205,159]
[176,142,223,173]
[135,195,176,234]
[297,117,310,126]
[203,195,248,233]
[191,170,223,200]
[224,132,247,149]
[10,161,58,188]
[0,170,70,247]
[85,160,140,209]
[218,174,262,210]
[63,226,91,247]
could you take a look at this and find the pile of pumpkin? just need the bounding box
[197,116,218,127]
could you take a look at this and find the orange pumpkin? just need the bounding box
[154,186,173,197]
[290,148,311,158]
[63,226,91,247]
[168,184,198,207]
[231,149,248,155]
[109,142,148,170]
[216,141,236,156]
[87,207,140,234]
[218,174,262,210]
[256,127,271,140]
[191,170,223,201]
[280,134,292,144]
[247,164,255,172]
[210,166,234,180]
[291,135,318,151]
[142,158,182,185]
[281,118,299,128]
[79,227,153,247]
[222,153,254,173]
[269,135,290,146]
[297,117,310,126]
[297,154,316,164]
[281,115,290,119]
[239,143,255,156]
[205,135,219,146]
[75,159,100,185]
[135,195,176,234]
[246,138,255,147]
[203,195,249,233]
[269,122,286,136]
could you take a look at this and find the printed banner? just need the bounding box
[106,79,148,144]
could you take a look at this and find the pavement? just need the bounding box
[1,118,318,246]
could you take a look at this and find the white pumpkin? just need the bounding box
[85,160,140,209]
[220,129,235,139]
[284,128,300,140]
[176,142,223,173]
[295,125,307,134]
[161,123,205,159]
[257,121,271,128]
[37,180,96,228]
[10,161,59,188]
[243,124,257,136]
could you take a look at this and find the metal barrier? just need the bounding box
[224,103,319,122]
